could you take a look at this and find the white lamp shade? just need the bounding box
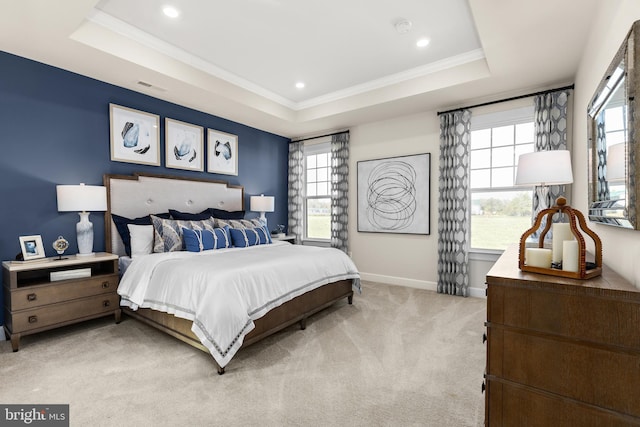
[250,195,275,212]
[515,150,574,186]
[57,183,107,212]
[607,143,626,181]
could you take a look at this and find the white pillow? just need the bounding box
[127,224,154,258]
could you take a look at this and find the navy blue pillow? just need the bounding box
[229,226,272,248]
[182,226,231,252]
[169,209,213,221]
[208,208,245,220]
[112,212,170,256]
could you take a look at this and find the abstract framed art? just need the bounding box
[357,153,430,234]
[165,118,204,171]
[207,129,238,176]
[109,103,160,166]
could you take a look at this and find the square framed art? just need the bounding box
[165,118,204,171]
[357,153,431,235]
[109,103,160,166]
[207,129,238,176]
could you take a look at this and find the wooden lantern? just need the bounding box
[518,197,602,279]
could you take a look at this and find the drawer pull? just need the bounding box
[103,300,111,308]
[27,293,37,302]
[483,333,487,344]
[102,281,110,289]
[481,381,486,394]
[28,315,38,324]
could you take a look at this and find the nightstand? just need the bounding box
[271,234,296,244]
[2,252,120,351]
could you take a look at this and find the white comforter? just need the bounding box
[118,241,360,368]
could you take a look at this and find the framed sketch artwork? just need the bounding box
[109,103,160,166]
[165,118,204,171]
[207,129,238,176]
[357,153,430,234]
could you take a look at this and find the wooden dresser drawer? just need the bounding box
[7,274,118,310]
[488,327,640,418]
[10,293,120,333]
[487,380,640,427]
[488,284,640,350]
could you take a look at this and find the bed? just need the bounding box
[104,173,360,374]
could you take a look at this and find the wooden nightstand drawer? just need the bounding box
[9,293,120,333]
[3,252,121,351]
[6,274,119,310]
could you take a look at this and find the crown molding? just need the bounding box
[87,10,298,109]
[87,10,485,113]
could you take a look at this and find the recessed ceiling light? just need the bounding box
[163,6,180,18]
[417,38,430,48]
[295,82,305,89]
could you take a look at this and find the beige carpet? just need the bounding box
[0,282,487,426]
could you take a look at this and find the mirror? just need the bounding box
[588,20,639,229]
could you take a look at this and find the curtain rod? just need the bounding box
[436,84,575,116]
[291,130,349,143]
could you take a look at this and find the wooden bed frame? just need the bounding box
[104,173,354,374]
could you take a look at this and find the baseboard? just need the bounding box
[360,272,486,298]
[360,272,437,292]
[467,286,486,299]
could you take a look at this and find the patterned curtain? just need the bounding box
[531,90,571,219]
[437,109,471,297]
[331,132,350,253]
[287,141,304,244]
[595,114,610,201]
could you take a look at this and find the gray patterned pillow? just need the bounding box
[214,218,263,229]
[151,215,216,252]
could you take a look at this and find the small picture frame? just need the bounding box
[207,129,238,176]
[109,103,160,166]
[165,118,204,171]
[19,235,46,261]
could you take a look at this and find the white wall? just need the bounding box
[349,0,640,294]
[349,112,487,297]
[349,112,440,290]
[573,0,640,287]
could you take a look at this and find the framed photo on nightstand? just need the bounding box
[19,235,45,261]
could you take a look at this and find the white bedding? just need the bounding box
[117,241,360,368]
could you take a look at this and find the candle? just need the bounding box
[552,223,574,263]
[525,248,552,268]
[562,240,579,272]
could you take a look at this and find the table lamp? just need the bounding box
[250,194,275,227]
[515,150,574,211]
[56,183,107,256]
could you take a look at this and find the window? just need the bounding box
[604,104,627,199]
[470,107,535,251]
[304,142,332,240]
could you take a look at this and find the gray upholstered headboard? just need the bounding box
[104,173,244,256]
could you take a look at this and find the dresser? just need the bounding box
[485,245,640,426]
[3,252,120,351]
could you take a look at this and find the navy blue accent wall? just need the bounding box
[0,51,290,325]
